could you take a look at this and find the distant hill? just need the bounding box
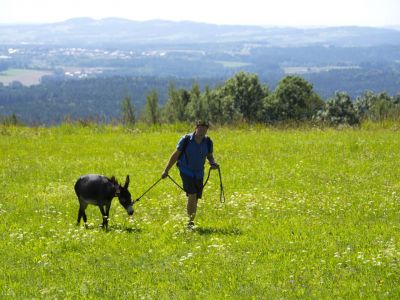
[1,18,400,47]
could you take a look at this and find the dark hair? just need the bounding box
[196,120,210,127]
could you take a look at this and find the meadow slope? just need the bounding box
[1,124,400,298]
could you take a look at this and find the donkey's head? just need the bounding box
[113,175,134,216]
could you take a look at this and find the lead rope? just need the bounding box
[168,167,211,191]
[134,177,162,202]
[218,167,226,203]
[167,174,185,191]
[134,170,211,202]
[168,167,225,203]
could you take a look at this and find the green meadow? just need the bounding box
[1,123,400,298]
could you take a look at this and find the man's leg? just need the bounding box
[187,193,198,225]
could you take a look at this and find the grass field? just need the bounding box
[1,123,400,298]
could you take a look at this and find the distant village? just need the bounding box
[0,45,210,80]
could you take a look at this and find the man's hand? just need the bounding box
[210,162,219,170]
[161,170,169,179]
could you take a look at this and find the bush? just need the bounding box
[315,92,360,126]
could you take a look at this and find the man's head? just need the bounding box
[195,120,209,137]
[196,120,210,128]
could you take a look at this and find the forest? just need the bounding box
[1,72,399,126]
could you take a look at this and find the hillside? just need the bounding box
[1,18,400,47]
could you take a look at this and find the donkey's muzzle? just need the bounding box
[126,205,134,215]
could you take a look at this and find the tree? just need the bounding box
[1,113,21,125]
[120,96,136,126]
[162,83,189,123]
[205,86,225,124]
[220,72,268,123]
[271,75,321,121]
[355,91,400,121]
[316,92,359,125]
[141,89,160,125]
[186,83,208,122]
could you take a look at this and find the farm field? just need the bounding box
[216,61,252,68]
[0,68,53,86]
[283,65,360,75]
[1,124,400,298]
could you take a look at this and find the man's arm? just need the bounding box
[207,153,219,169]
[162,149,181,178]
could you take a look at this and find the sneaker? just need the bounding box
[187,221,195,229]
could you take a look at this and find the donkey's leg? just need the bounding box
[77,202,88,227]
[105,202,111,225]
[98,204,108,229]
[82,204,88,225]
[77,202,83,225]
[77,207,82,226]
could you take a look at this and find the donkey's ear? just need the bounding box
[124,175,130,188]
[111,176,119,186]
[109,176,119,192]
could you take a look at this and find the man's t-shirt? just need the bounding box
[176,133,213,178]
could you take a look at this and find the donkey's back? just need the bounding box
[74,174,115,205]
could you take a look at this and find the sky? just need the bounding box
[1,0,400,27]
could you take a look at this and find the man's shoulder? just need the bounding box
[185,133,193,143]
[177,133,193,150]
[179,133,191,142]
[180,133,193,139]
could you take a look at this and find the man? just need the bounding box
[161,121,219,228]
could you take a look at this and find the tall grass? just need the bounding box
[1,124,400,298]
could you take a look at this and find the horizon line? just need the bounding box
[0,17,399,29]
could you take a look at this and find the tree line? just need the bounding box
[125,72,400,127]
[1,71,400,126]
[0,76,220,124]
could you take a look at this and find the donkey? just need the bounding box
[74,174,134,229]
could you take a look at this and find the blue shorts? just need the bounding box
[180,172,204,198]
